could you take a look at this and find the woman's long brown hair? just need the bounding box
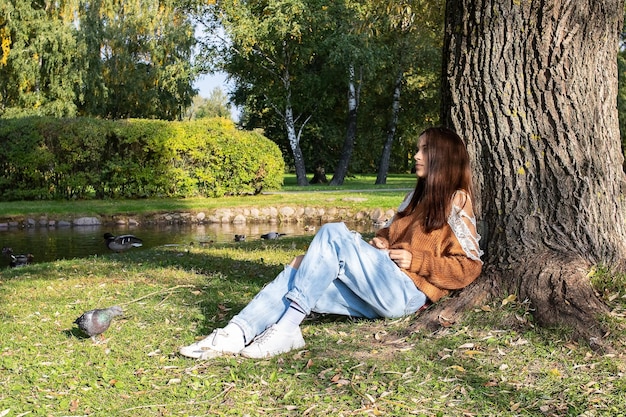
[399,127,473,232]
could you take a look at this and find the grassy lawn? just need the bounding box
[1,235,625,416]
[281,173,416,191]
[1,174,626,416]
[0,174,416,219]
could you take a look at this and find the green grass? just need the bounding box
[2,175,626,416]
[0,174,415,219]
[1,236,625,416]
[281,173,416,191]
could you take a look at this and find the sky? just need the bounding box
[192,25,241,118]
[193,71,241,120]
[193,71,229,98]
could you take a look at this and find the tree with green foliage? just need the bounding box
[0,0,197,120]
[324,0,377,186]
[77,0,197,120]
[187,87,232,120]
[0,0,83,118]
[373,0,444,184]
[196,0,445,184]
[199,0,344,186]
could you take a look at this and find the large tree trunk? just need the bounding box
[416,0,626,349]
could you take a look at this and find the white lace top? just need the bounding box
[394,190,483,262]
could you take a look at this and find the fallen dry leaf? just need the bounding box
[501,294,517,306]
[69,398,79,412]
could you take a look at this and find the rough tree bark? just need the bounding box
[414,0,626,349]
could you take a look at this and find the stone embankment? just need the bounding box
[0,205,398,229]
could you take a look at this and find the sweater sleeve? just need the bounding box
[400,190,483,292]
[375,226,390,243]
[410,247,482,290]
[374,190,413,246]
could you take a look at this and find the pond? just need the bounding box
[0,221,377,268]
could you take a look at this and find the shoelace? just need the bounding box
[195,329,226,350]
[252,326,279,346]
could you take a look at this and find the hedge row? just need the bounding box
[0,117,285,200]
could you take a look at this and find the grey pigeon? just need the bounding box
[261,232,285,240]
[104,233,143,252]
[74,306,123,341]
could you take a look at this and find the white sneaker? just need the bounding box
[240,324,305,359]
[179,328,245,359]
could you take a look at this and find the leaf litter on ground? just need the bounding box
[0,238,625,416]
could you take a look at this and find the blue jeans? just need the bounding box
[230,222,426,342]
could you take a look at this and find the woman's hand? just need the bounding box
[370,238,411,269]
[369,237,389,250]
[388,249,412,269]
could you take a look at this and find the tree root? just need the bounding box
[410,252,614,352]
[516,252,611,351]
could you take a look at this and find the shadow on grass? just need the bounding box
[63,327,91,340]
[0,238,296,337]
[122,234,376,337]
[118,235,318,335]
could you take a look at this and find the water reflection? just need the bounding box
[0,222,376,267]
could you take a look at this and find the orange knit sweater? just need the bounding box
[375,204,483,302]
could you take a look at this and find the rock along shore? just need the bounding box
[0,204,398,230]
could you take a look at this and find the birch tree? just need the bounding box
[374,0,444,184]
[204,0,334,186]
[327,0,372,186]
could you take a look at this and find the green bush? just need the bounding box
[0,117,56,200]
[0,117,284,200]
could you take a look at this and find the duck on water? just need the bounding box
[103,233,143,252]
[2,247,34,268]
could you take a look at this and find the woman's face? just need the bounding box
[413,136,428,178]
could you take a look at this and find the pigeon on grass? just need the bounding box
[74,305,124,342]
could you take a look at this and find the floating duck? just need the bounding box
[234,234,246,242]
[304,225,316,232]
[261,232,286,240]
[103,233,143,252]
[2,247,34,268]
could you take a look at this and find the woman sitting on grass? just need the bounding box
[180,126,484,359]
